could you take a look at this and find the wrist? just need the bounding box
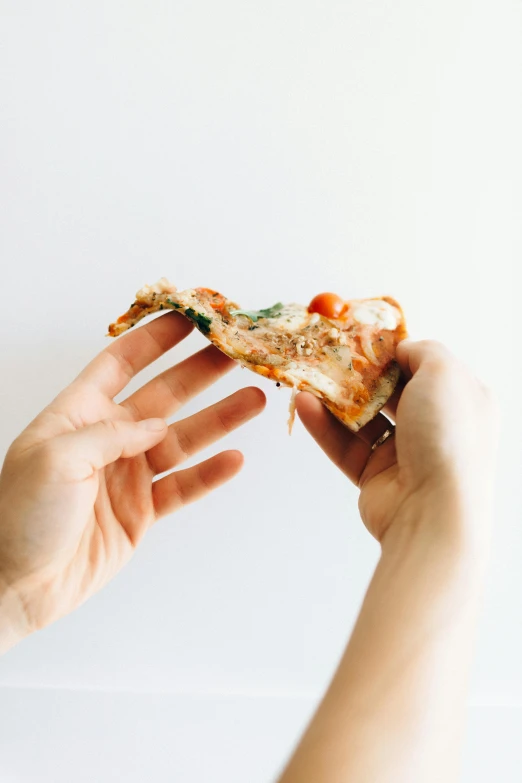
[380,484,492,584]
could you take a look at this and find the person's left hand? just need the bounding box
[0,311,265,650]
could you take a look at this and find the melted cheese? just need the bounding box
[351,300,398,330]
[109,281,405,433]
[270,305,309,332]
[285,365,341,398]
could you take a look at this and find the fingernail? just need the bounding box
[138,418,166,432]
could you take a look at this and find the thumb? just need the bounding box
[53,418,168,480]
[395,339,454,379]
[395,339,415,380]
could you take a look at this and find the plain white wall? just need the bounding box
[0,1,521,780]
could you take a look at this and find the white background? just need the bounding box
[0,1,521,780]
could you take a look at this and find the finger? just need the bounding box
[296,392,377,485]
[52,418,168,482]
[358,434,398,490]
[356,411,394,446]
[77,311,194,398]
[152,449,244,519]
[147,387,266,475]
[396,339,454,378]
[121,344,235,421]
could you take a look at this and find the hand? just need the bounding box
[297,340,499,549]
[280,339,498,783]
[0,312,265,650]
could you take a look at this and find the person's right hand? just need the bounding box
[296,340,499,551]
[0,311,265,652]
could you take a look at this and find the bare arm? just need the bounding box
[279,340,498,783]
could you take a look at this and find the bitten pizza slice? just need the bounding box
[108,278,407,432]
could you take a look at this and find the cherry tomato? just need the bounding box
[308,292,346,319]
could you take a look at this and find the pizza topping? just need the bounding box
[184,308,213,333]
[229,303,284,322]
[292,334,316,356]
[108,280,407,433]
[308,292,346,319]
[323,344,353,371]
[288,386,298,434]
[359,328,380,365]
[351,300,399,331]
[287,365,341,399]
[196,288,228,310]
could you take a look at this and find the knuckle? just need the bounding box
[37,442,67,478]
[160,373,188,408]
[423,356,451,377]
[4,436,24,462]
[418,338,441,350]
[419,340,452,363]
[170,474,190,506]
[197,461,214,492]
[419,343,458,377]
[174,428,194,461]
[418,338,444,353]
[101,418,121,436]
[214,405,236,435]
[122,398,141,421]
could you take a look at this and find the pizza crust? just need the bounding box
[246,357,400,432]
[108,280,407,433]
[327,361,400,431]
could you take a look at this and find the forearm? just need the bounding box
[279,512,487,783]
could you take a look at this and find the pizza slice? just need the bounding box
[108,278,407,432]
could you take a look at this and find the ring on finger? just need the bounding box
[371,426,396,452]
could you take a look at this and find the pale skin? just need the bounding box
[279,341,499,783]
[0,313,498,781]
[0,311,266,648]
